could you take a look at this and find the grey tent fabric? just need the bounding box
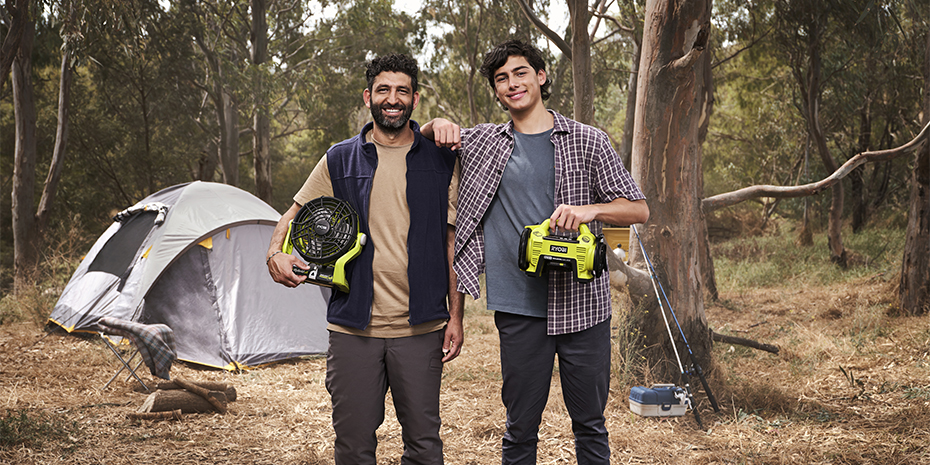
[49,181,329,370]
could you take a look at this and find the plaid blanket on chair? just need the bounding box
[97,317,177,380]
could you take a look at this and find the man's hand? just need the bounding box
[550,198,650,232]
[268,252,309,288]
[267,202,309,287]
[442,315,463,363]
[442,225,464,363]
[421,118,462,150]
[550,204,600,232]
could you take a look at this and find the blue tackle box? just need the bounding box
[629,384,689,417]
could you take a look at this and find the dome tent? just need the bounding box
[48,181,329,370]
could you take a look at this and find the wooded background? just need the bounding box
[2,0,928,373]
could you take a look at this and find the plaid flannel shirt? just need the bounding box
[97,317,177,380]
[453,111,645,335]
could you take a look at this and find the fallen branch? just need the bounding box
[703,120,930,212]
[128,409,183,421]
[711,330,779,354]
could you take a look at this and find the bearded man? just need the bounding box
[267,54,463,465]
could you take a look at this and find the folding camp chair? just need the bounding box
[96,317,177,393]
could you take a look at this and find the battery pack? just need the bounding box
[629,384,689,417]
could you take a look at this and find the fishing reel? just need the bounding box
[517,219,608,283]
[282,196,367,293]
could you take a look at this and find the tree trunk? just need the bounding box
[619,38,640,169]
[806,20,847,267]
[36,48,74,236]
[631,0,712,381]
[850,100,871,233]
[899,31,930,316]
[695,50,717,302]
[194,32,239,188]
[11,16,37,293]
[0,0,29,93]
[221,89,240,187]
[251,0,272,202]
[567,0,594,124]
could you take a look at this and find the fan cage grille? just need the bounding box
[290,197,358,263]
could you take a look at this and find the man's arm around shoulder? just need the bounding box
[421,118,462,151]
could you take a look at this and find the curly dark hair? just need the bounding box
[366,54,419,93]
[479,39,552,103]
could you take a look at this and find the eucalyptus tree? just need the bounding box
[8,0,38,292]
[630,0,713,377]
[185,0,249,187]
[70,0,203,203]
[901,33,929,315]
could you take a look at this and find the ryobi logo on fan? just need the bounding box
[549,245,569,254]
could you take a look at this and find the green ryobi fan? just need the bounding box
[282,196,367,293]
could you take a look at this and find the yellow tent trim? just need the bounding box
[199,237,213,249]
[46,318,76,332]
[142,246,152,258]
[226,228,230,239]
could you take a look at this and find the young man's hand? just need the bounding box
[421,118,462,151]
[550,204,600,232]
[550,198,650,232]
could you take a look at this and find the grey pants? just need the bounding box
[326,329,445,465]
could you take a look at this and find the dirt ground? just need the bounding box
[2,277,929,464]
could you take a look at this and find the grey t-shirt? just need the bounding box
[483,129,555,318]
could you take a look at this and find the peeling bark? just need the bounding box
[631,0,713,380]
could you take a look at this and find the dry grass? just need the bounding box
[2,274,930,464]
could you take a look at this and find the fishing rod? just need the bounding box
[631,225,720,428]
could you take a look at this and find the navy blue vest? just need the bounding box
[325,121,456,330]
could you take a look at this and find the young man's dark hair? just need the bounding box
[366,53,419,93]
[479,39,552,101]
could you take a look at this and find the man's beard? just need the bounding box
[370,101,413,134]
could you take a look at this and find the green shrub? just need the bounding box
[0,409,76,449]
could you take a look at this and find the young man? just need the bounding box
[267,54,463,465]
[422,40,649,464]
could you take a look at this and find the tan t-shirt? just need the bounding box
[294,132,459,338]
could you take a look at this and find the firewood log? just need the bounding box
[153,381,237,402]
[139,390,228,414]
[172,377,227,414]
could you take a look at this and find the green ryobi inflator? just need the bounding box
[517,219,608,283]
[282,196,367,293]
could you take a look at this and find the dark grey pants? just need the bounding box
[326,329,445,465]
[495,312,611,465]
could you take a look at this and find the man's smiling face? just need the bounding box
[492,55,547,114]
[365,71,419,134]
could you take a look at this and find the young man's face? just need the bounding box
[492,55,547,113]
[364,71,419,134]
